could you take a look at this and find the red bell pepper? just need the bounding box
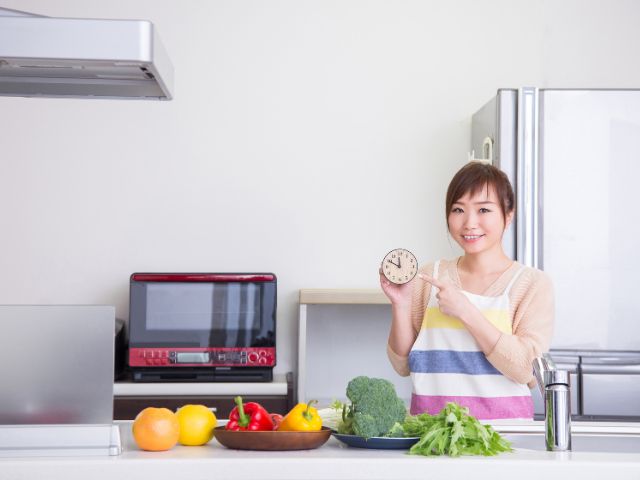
[225,396,274,431]
[270,413,284,430]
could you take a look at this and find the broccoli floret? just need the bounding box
[339,376,407,439]
[384,422,406,438]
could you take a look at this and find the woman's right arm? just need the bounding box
[380,264,432,375]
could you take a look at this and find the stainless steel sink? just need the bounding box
[504,433,640,453]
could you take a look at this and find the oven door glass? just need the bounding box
[129,281,276,348]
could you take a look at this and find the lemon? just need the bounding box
[175,404,217,446]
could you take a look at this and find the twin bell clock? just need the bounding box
[381,248,418,285]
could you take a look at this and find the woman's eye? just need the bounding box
[479,208,491,213]
[451,207,463,213]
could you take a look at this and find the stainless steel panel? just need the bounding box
[471,95,496,158]
[0,305,115,424]
[471,89,517,259]
[581,355,640,374]
[539,90,640,350]
[582,374,640,417]
[581,355,640,417]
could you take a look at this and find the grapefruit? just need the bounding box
[176,404,217,446]
[132,407,180,451]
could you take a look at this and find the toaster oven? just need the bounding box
[128,273,276,382]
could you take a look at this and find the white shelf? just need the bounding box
[113,374,288,397]
[299,288,389,305]
[297,289,410,406]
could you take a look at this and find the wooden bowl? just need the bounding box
[213,426,332,451]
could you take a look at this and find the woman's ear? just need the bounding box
[505,210,515,229]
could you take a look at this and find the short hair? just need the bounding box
[445,162,515,226]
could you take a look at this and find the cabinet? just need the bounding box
[113,372,294,420]
[297,289,411,406]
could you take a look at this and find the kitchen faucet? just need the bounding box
[533,353,572,451]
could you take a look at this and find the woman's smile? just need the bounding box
[462,234,485,243]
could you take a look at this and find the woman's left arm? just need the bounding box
[419,271,554,384]
[485,272,555,384]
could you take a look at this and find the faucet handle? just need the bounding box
[533,354,570,393]
[532,354,552,391]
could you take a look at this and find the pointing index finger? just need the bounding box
[418,273,443,289]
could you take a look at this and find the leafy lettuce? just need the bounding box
[403,402,513,457]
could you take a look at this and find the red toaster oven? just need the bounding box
[128,273,276,382]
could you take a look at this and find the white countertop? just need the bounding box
[113,374,288,396]
[2,421,640,480]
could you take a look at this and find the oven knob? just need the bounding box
[248,352,259,363]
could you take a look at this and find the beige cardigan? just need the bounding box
[387,258,554,388]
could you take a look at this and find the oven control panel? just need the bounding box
[129,347,276,367]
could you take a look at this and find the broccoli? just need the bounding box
[384,422,406,438]
[338,376,407,439]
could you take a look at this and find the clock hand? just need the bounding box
[386,259,400,268]
[397,257,402,269]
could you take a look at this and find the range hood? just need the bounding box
[0,7,173,100]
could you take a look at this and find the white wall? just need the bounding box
[2,0,640,376]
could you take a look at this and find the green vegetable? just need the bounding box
[384,421,406,438]
[316,400,345,431]
[405,403,513,457]
[401,413,438,437]
[337,376,407,439]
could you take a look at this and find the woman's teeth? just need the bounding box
[463,235,484,240]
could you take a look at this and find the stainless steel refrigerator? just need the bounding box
[472,88,640,420]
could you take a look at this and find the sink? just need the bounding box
[503,433,640,453]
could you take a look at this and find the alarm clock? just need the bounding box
[381,248,418,285]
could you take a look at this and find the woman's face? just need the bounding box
[447,185,513,255]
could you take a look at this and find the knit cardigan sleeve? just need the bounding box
[485,268,555,386]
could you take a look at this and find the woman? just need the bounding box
[380,162,554,420]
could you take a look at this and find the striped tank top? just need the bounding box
[408,260,533,420]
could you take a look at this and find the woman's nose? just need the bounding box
[463,213,478,228]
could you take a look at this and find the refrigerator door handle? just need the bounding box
[516,87,542,269]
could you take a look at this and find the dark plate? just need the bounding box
[214,426,332,451]
[332,432,420,449]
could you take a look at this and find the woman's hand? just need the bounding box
[418,273,475,321]
[379,269,414,308]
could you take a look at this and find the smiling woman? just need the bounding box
[380,162,555,420]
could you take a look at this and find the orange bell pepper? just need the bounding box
[277,400,322,431]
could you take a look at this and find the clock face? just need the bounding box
[381,248,418,285]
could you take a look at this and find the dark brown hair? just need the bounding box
[445,162,515,227]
